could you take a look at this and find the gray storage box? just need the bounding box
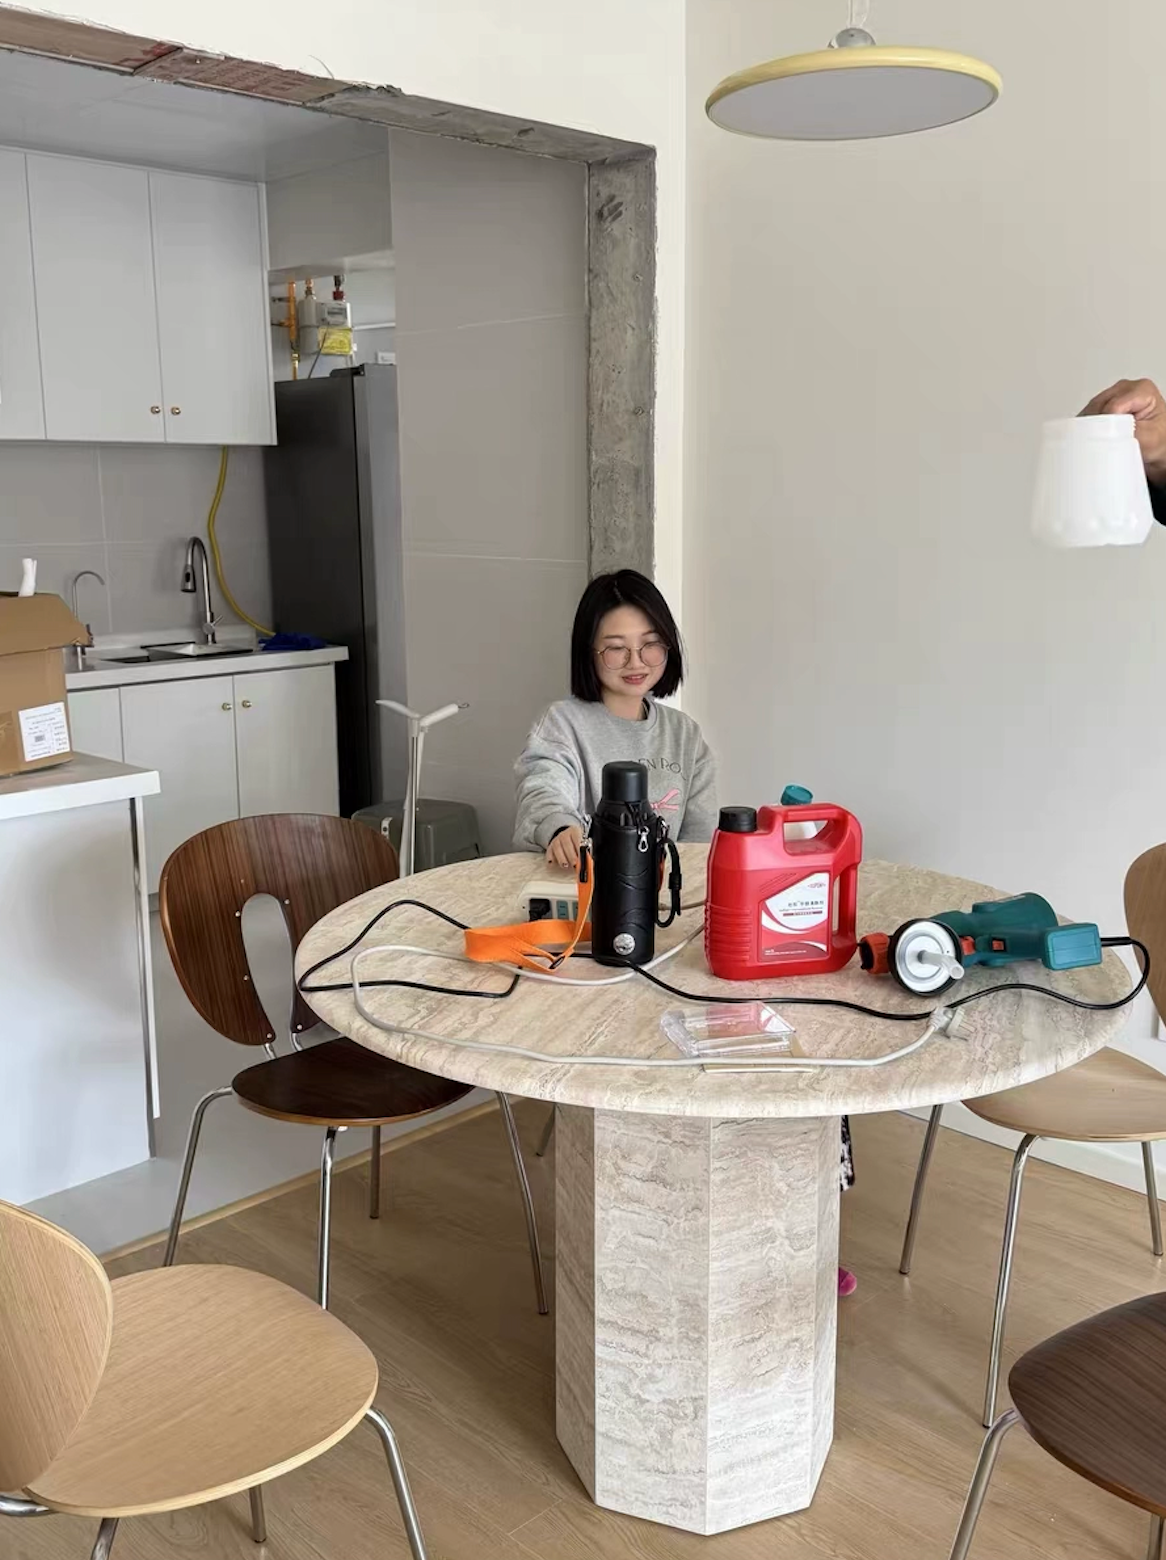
[352,799,482,872]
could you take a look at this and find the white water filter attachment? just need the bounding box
[17,558,36,596]
[376,700,468,877]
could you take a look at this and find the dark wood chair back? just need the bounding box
[159,814,398,1047]
[1125,843,1166,1022]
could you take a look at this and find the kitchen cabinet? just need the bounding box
[0,149,45,440]
[68,687,124,763]
[19,149,274,446]
[149,171,275,446]
[83,657,343,891]
[235,665,338,817]
[27,154,164,444]
[121,676,241,888]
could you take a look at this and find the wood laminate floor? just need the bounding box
[11,1104,1166,1560]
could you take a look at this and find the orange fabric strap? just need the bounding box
[464,846,593,971]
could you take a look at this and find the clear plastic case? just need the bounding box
[661,1001,798,1060]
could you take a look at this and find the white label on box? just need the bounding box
[19,701,70,762]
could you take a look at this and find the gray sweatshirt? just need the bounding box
[514,697,718,850]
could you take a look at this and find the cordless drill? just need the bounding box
[858,893,1102,997]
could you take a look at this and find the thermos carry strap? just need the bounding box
[657,835,682,928]
[464,844,594,972]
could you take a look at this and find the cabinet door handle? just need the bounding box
[241,699,252,709]
[221,702,233,711]
[150,405,161,415]
[170,406,182,416]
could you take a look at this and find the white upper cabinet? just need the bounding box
[150,171,275,446]
[27,154,165,443]
[0,149,45,440]
[16,150,274,446]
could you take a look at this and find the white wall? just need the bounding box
[14,0,687,605]
[686,0,1166,938]
[390,129,589,853]
[685,0,1166,1187]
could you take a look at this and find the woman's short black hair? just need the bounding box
[570,569,685,702]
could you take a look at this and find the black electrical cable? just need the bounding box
[298,898,519,1001]
[297,899,1150,1024]
[626,935,1149,1019]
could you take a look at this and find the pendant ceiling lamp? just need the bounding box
[706,1,1001,143]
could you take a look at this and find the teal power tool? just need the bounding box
[858,893,1103,997]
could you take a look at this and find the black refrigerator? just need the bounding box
[263,365,407,817]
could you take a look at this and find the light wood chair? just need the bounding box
[0,1201,428,1560]
[159,813,547,1313]
[949,1290,1166,1560]
[899,842,1166,1427]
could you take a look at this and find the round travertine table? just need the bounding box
[297,850,1130,1536]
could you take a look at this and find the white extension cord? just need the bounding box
[347,938,956,1070]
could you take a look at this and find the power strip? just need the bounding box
[518,867,673,923]
[519,867,586,923]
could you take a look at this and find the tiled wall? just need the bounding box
[388,130,589,855]
[0,443,271,637]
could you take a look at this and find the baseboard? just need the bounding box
[100,1097,500,1264]
[903,1034,1166,1195]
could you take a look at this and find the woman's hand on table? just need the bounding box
[547,826,583,870]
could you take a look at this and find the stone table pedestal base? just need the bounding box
[555,1104,841,1535]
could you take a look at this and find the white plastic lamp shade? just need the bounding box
[706,46,1001,141]
[1032,415,1154,549]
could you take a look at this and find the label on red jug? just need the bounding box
[760,871,830,957]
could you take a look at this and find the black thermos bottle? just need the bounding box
[590,761,660,967]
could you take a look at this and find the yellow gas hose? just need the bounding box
[206,447,273,639]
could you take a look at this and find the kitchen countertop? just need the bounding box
[0,752,160,821]
[66,644,347,690]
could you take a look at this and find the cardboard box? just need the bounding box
[0,593,88,778]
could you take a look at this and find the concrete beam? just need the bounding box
[587,156,656,577]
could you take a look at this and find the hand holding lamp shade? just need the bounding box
[1032,416,1155,548]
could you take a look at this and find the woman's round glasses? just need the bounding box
[596,641,669,671]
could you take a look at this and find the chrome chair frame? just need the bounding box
[900,1103,1163,1426]
[164,1080,547,1313]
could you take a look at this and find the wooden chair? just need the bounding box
[0,1200,428,1560]
[159,813,547,1312]
[949,1290,1166,1560]
[899,842,1166,1426]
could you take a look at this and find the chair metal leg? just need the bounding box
[496,1093,549,1315]
[1148,1514,1164,1560]
[535,1107,555,1158]
[249,1486,267,1544]
[317,1126,341,1310]
[983,1134,1037,1428]
[369,1125,382,1220]
[90,1518,119,1560]
[365,1406,429,1560]
[948,1408,1020,1560]
[1143,1142,1164,1258]
[163,1086,234,1266]
[900,1103,944,1276]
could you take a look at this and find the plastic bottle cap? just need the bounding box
[718,806,757,834]
[781,784,813,806]
[601,761,648,803]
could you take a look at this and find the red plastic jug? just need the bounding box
[704,803,863,981]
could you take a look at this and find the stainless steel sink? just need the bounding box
[145,642,255,661]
